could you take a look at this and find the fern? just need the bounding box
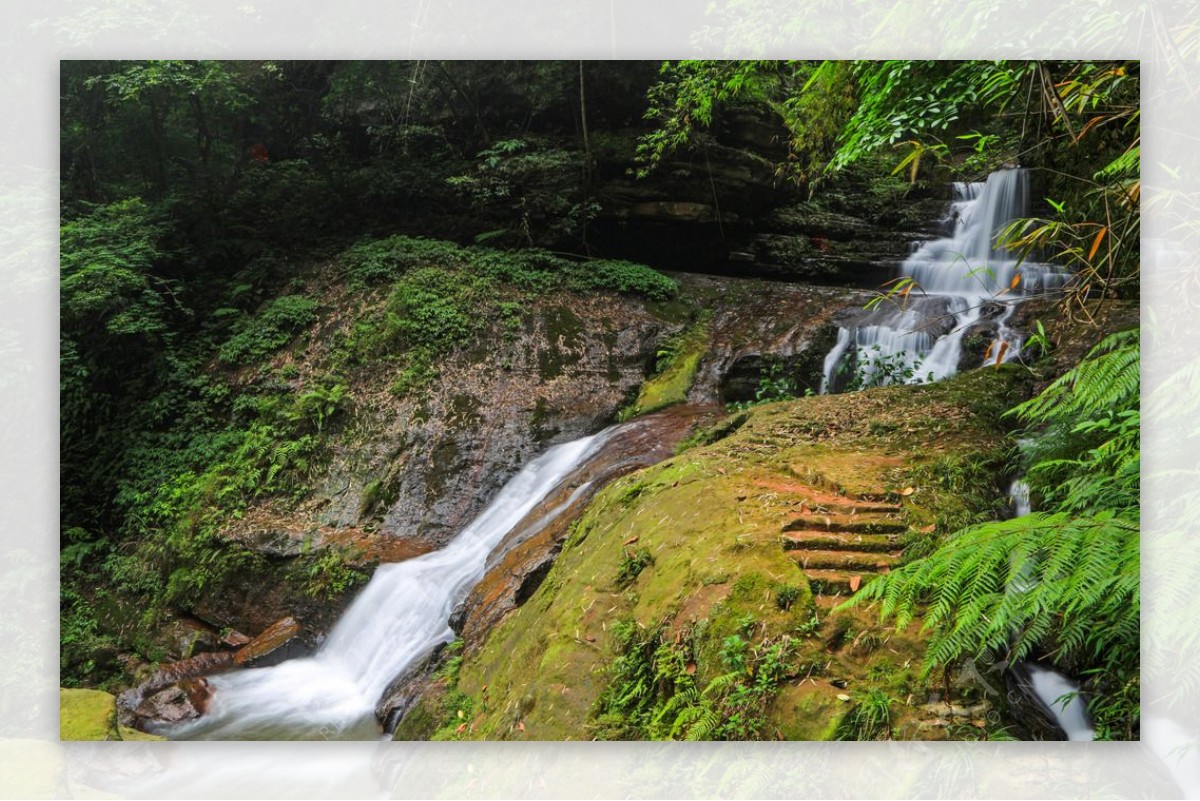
[850,512,1137,674]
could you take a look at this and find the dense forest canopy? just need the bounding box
[60,59,1139,740]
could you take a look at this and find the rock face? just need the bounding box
[586,113,950,286]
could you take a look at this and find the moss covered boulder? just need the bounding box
[61,688,167,741]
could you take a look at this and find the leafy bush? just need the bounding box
[341,236,468,288]
[565,259,677,301]
[218,295,319,364]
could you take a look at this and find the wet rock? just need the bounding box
[958,321,999,372]
[234,616,305,667]
[117,650,235,731]
[134,685,201,726]
[375,648,443,734]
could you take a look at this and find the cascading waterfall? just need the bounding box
[821,169,1069,393]
[167,429,618,740]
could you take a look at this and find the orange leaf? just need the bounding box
[686,662,697,675]
[517,721,526,732]
[1088,227,1107,261]
[849,576,862,592]
[623,536,639,546]
[994,340,1009,367]
[1010,273,1021,290]
[899,487,915,496]
[455,723,467,734]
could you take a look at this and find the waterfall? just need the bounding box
[167,429,618,740]
[821,169,1068,393]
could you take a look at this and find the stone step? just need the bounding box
[797,501,901,516]
[782,514,907,535]
[804,569,873,596]
[789,549,899,571]
[782,531,899,553]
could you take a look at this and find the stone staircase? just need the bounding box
[779,496,906,609]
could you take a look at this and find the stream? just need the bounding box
[168,407,707,740]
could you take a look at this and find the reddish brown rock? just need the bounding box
[234,616,303,667]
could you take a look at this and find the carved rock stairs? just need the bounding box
[781,495,906,609]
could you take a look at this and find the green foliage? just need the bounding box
[835,345,933,392]
[1012,329,1139,515]
[291,546,369,601]
[853,512,1137,673]
[615,547,654,588]
[825,60,1032,174]
[61,198,172,339]
[447,137,591,247]
[728,360,806,411]
[635,61,777,178]
[835,688,895,740]
[592,621,796,741]
[218,295,319,364]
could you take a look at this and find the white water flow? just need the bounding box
[170,430,617,740]
[1004,479,1096,741]
[822,169,1068,393]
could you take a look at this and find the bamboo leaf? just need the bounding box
[1088,226,1107,261]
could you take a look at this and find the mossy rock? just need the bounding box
[60,688,167,741]
[59,688,121,741]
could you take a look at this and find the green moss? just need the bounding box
[119,725,167,741]
[621,319,710,420]
[59,688,120,741]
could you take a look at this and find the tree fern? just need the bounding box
[850,512,1138,675]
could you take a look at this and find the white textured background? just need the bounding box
[1,1,1196,796]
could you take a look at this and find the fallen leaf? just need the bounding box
[517,721,526,732]
[456,723,467,734]
[920,524,936,534]
[623,535,639,545]
[849,575,862,592]
[686,662,697,675]
[457,710,464,719]
[837,694,852,702]
[899,487,915,496]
